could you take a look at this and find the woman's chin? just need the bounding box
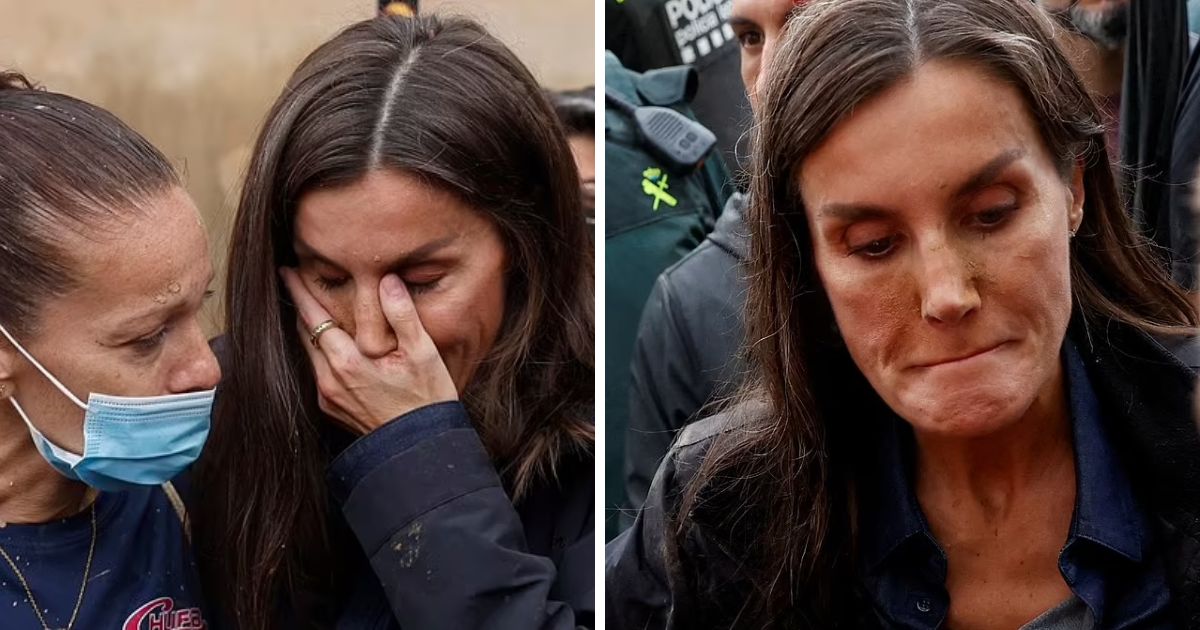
[892,387,1032,439]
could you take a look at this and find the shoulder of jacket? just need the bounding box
[604,52,697,108]
[659,238,725,285]
[1153,331,1200,369]
[635,66,698,106]
[672,403,760,455]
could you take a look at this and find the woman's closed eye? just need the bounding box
[129,327,169,357]
[846,229,903,260]
[405,277,442,295]
[969,203,1019,231]
[312,273,442,295]
[314,274,349,292]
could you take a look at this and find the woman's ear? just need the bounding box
[0,338,18,402]
[1067,160,1085,234]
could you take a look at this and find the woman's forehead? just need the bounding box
[797,61,1046,207]
[40,190,211,332]
[293,171,491,267]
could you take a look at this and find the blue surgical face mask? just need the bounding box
[0,323,213,492]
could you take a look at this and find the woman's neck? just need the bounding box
[913,364,1078,627]
[0,408,95,525]
[913,367,1075,533]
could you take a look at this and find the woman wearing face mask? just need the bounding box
[607,0,1200,628]
[192,14,594,630]
[0,72,220,629]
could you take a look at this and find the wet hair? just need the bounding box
[0,71,179,338]
[670,0,1196,626]
[547,86,595,137]
[193,15,594,629]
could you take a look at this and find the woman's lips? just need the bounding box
[912,341,1010,369]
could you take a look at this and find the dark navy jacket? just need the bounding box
[328,401,594,630]
[207,335,594,629]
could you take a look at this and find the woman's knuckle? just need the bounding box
[316,380,339,401]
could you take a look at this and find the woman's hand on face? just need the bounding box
[280,268,459,435]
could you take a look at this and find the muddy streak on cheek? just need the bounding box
[964,251,1003,292]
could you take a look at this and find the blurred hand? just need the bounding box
[280,267,458,435]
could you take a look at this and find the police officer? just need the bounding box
[622,0,796,523]
[604,50,730,539]
[607,0,750,171]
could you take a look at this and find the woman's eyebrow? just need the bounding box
[728,16,762,31]
[107,271,214,337]
[816,202,893,223]
[951,148,1026,202]
[294,235,459,270]
[813,148,1028,222]
[382,235,458,269]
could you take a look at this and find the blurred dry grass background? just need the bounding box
[0,0,594,334]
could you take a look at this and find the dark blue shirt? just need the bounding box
[858,343,1173,629]
[0,484,208,630]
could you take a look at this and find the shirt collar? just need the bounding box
[1062,341,1147,564]
[857,409,932,575]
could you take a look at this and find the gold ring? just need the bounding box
[309,319,339,348]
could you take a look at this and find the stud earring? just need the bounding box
[0,384,7,398]
[1069,228,1077,239]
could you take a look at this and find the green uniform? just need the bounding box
[604,50,731,540]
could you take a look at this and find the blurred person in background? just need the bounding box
[0,72,219,628]
[607,0,751,173]
[1039,0,1200,291]
[608,0,1200,627]
[1172,6,1200,295]
[194,15,594,630]
[603,51,731,539]
[622,0,797,528]
[548,86,597,224]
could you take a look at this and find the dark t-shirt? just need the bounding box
[0,485,207,630]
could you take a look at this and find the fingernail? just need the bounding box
[382,274,405,296]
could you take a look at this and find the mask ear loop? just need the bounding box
[0,324,87,463]
[0,323,87,409]
[8,397,84,464]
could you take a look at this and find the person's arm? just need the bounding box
[329,401,594,630]
[606,444,679,630]
[608,422,725,630]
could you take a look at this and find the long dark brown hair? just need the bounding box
[671,0,1197,627]
[193,15,594,629]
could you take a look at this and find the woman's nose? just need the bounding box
[918,243,981,325]
[352,286,399,359]
[171,321,222,393]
